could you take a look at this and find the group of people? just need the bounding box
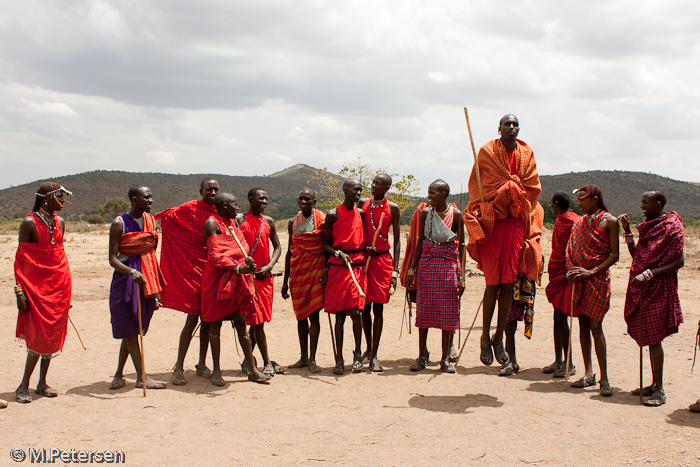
[7,114,699,413]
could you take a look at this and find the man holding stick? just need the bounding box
[463,114,543,372]
[201,193,271,384]
[619,191,684,406]
[108,186,167,390]
[358,174,401,372]
[282,188,327,373]
[323,179,367,375]
[157,178,219,385]
[14,183,73,403]
[238,187,283,376]
[566,185,619,396]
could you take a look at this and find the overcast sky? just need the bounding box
[1,1,698,193]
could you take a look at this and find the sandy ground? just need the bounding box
[1,227,699,466]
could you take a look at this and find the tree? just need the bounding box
[86,213,106,224]
[309,157,420,212]
[98,196,130,220]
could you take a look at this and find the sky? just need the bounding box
[1,1,699,193]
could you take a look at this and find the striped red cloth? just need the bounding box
[400,202,428,289]
[201,215,255,322]
[463,138,543,282]
[545,211,579,316]
[15,212,71,357]
[155,200,216,314]
[566,211,611,322]
[362,198,394,304]
[118,212,165,298]
[289,209,326,320]
[624,212,684,345]
[240,213,274,325]
[325,205,366,314]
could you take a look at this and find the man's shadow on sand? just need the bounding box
[407,393,502,414]
[666,408,700,429]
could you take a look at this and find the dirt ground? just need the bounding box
[1,227,699,466]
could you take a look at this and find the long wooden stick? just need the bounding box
[407,288,413,334]
[639,291,644,404]
[564,283,574,384]
[464,107,485,204]
[453,299,483,367]
[365,212,385,274]
[230,226,265,311]
[68,315,87,350]
[328,313,337,362]
[137,284,147,397]
[347,262,365,298]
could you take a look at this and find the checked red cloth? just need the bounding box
[566,211,611,322]
[545,211,579,316]
[624,212,684,346]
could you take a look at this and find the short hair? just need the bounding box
[298,187,316,198]
[214,192,236,209]
[430,179,450,196]
[248,187,265,199]
[647,190,667,208]
[500,114,518,125]
[128,186,145,201]
[551,191,570,210]
[201,178,218,190]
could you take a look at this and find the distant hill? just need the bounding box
[1,167,697,224]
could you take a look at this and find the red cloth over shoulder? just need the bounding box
[325,205,366,313]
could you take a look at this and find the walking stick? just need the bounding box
[406,287,413,334]
[365,212,385,274]
[400,291,407,339]
[464,107,485,204]
[639,291,644,404]
[68,315,87,350]
[137,284,147,397]
[347,262,365,298]
[328,313,337,362]
[564,283,575,384]
[453,299,483,367]
[692,327,699,374]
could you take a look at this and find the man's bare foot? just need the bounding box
[171,369,186,386]
[210,371,225,387]
[308,360,321,373]
[109,375,127,390]
[289,358,309,369]
[0,399,6,409]
[248,368,272,384]
[136,378,167,389]
[15,387,31,404]
[332,361,345,375]
[360,350,371,365]
[35,383,58,397]
[195,364,212,378]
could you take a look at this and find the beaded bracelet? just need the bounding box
[625,236,634,244]
[14,284,23,295]
[236,265,241,274]
[642,269,653,281]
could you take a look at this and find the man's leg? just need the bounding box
[410,328,430,371]
[126,335,166,389]
[370,303,384,371]
[172,314,202,385]
[350,309,363,370]
[16,353,40,403]
[110,340,130,389]
[308,311,321,373]
[492,282,514,364]
[196,321,211,377]
[208,320,224,386]
[552,309,576,377]
[500,320,518,376]
[573,315,596,387]
[35,356,56,397]
[233,318,270,382]
[289,318,310,369]
[361,302,373,364]
[333,311,347,374]
[252,324,273,374]
[646,343,665,405]
[480,284,499,365]
[589,319,610,395]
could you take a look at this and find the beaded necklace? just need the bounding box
[35,208,55,244]
[369,197,388,241]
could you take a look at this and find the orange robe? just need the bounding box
[362,198,394,304]
[463,138,543,283]
[289,209,326,320]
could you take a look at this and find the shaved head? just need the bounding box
[213,192,236,209]
[429,179,450,196]
[343,178,362,190]
[298,187,316,199]
[500,114,518,125]
[644,190,667,208]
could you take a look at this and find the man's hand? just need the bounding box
[155,293,162,310]
[255,264,272,280]
[631,273,646,287]
[406,270,416,291]
[457,278,465,298]
[131,270,147,285]
[618,214,632,234]
[566,267,592,281]
[338,252,351,267]
[390,276,397,291]
[321,269,328,287]
[16,291,28,312]
[239,263,256,275]
[364,246,378,258]
[281,282,289,299]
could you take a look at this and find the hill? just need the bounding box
[1,167,698,225]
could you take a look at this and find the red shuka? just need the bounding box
[325,205,366,314]
[362,198,394,304]
[118,212,166,298]
[545,211,579,316]
[14,213,72,357]
[240,213,274,325]
[289,209,326,320]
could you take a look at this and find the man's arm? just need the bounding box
[108,218,146,285]
[618,214,636,257]
[257,216,281,278]
[323,208,350,266]
[281,219,294,299]
[453,206,465,297]
[18,215,39,243]
[632,251,684,286]
[569,214,619,280]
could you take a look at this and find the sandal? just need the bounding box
[109,376,127,390]
[410,357,426,372]
[247,372,272,384]
[351,358,363,371]
[571,375,597,388]
[480,337,493,366]
[498,361,515,377]
[195,364,212,378]
[263,363,276,377]
[15,387,32,404]
[0,399,7,409]
[440,361,456,373]
[35,384,58,397]
[332,361,345,375]
[632,386,654,396]
[542,362,562,374]
[210,372,225,387]
[689,399,700,413]
[270,361,285,374]
[491,336,509,365]
[370,359,383,373]
[171,369,187,386]
[553,365,576,378]
[643,392,666,407]
[599,381,613,397]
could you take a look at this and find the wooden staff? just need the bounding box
[347,262,366,298]
[464,107,485,204]
[639,291,644,404]
[564,284,575,383]
[68,315,87,350]
[230,227,265,311]
[328,313,337,362]
[453,299,483,367]
[407,287,413,334]
[365,212,385,274]
[136,284,147,397]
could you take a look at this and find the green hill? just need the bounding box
[1,167,697,225]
